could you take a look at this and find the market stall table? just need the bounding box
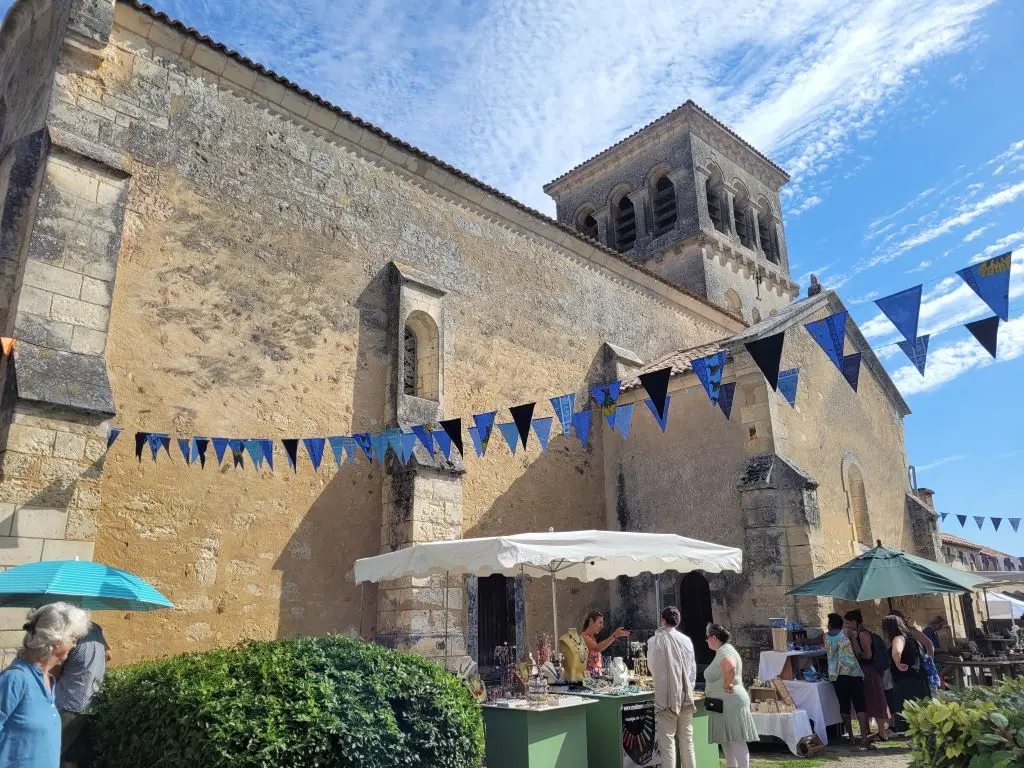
[751,710,814,756]
[945,659,1024,688]
[757,649,825,682]
[779,680,841,745]
[481,698,595,768]
[575,690,719,768]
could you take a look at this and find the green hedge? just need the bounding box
[903,679,1023,768]
[91,635,484,768]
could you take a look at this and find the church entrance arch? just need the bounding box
[679,572,714,666]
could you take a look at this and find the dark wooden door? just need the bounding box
[680,572,715,666]
[478,574,514,668]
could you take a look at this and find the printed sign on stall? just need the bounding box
[622,701,660,767]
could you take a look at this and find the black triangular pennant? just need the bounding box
[195,438,209,469]
[956,514,967,528]
[965,315,999,359]
[282,439,299,472]
[440,418,464,457]
[992,518,1002,531]
[744,332,786,391]
[509,403,535,448]
[135,432,148,462]
[638,367,672,420]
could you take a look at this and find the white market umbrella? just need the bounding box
[354,529,743,644]
[984,591,1024,620]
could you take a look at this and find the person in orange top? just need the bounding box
[580,611,630,676]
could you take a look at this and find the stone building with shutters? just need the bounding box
[0,0,945,670]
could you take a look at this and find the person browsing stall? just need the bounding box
[647,606,697,768]
[580,611,629,676]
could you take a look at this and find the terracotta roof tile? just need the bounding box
[544,100,789,191]
[124,1,738,323]
[620,340,729,392]
[941,534,984,551]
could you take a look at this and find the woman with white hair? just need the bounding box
[0,602,90,767]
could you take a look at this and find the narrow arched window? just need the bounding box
[577,212,598,241]
[706,178,726,233]
[403,328,417,396]
[652,176,677,237]
[759,213,780,264]
[848,464,873,550]
[614,195,636,252]
[734,196,755,250]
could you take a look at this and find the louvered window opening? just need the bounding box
[614,196,637,252]
[759,217,779,263]
[403,328,417,396]
[735,203,755,250]
[652,177,677,237]
[578,213,598,241]
[706,180,726,233]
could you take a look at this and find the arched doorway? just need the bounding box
[679,572,714,666]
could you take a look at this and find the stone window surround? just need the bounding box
[697,163,783,268]
[840,452,874,553]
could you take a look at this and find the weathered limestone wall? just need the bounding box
[17,3,737,663]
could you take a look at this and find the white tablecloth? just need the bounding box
[757,650,826,681]
[781,680,841,745]
[751,710,814,755]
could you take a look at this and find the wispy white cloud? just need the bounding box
[150,0,1000,214]
[907,260,932,273]
[789,195,823,217]
[963,225,990,242]
[970,231,1024,262]
[916,454,966,471]
[849,290,880,306]
[892,312,1024,395]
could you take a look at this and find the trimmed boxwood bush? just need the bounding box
[903,679,1023,768]
[90,635,484,768]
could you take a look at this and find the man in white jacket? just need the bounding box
[647,606,697,768]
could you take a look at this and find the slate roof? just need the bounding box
[544,100,790,191]
[122,1,739,324]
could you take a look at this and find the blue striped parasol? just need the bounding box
[0,559,173,611]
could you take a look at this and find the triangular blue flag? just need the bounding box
[718,383,736,420]
[472,412,497,455]
[644,396,671,432]
[190,438,202,465]
[328,436,345,468]
[940,513,949,522]
[412,425,435,459]
[177,438,191,464]
[107,428,122,448]
[342,436,358,463]
[244,439,264,469]
[228,439,244,469]
[432,429,453,460]
[592,381,621,426]
[875,285,923,341]
[148,433,168,461]
[992,517,1002,531]
[497,423,520,455]
[974,516,986,530]
[804,311,848,370]
[259,439,274,471]
[572,410,592,446]
[383,429,403,462]
[1010,518,1021,533]
[532,417,553,451]
[353,434,373,461]
[778,368,799,407]
[613,403,634,439]
[897,335,930,375]
[957,252,1011,321]
[302,438,325,471]
[956,514,967,528]
[468,426,485,458]
[692,351,726,406]
[841,353,862,392]
[370,433,389,464]
[212,438,230,465]
[400,432,418,464]
[550,393,576,436]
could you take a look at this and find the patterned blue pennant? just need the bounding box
[897,335,930,375]
[353,434,373,462]
[550,393,576,436]
[692,351,726,406]
[592,381,621,427]
[957,252,1011,321]
[804,311,847,370]
[777,369,799,407]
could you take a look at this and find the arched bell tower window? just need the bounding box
[576,210,598,241]
[706,176,727,234]
[733,188,756,250]
[613,194,637,252]
[651,176,677,237]
[758,198,780,264]
[403,310,440,401]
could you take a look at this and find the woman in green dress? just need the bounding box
[704,623,758,768]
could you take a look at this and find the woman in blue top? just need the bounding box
[0,602,90,768]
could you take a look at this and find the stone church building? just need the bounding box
[0,0,944,668]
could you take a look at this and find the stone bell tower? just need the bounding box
[544,100,800,325]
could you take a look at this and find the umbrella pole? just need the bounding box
[984,589,991,624]
[551,572,558,645]
[655,574,661,618]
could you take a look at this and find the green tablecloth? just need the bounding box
[577,691,719,768]
[481,699,593,768]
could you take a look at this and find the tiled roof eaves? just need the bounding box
[941,534,984,551]
[544,100,790,191]
[124,1,741,327]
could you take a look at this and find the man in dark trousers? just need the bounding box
[55,621,109,768]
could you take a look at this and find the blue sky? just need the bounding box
[8,0,1022,551]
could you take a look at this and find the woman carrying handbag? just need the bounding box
[703,624,758,768]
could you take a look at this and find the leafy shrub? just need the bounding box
[91,634,484,768]
[903,679,1023,768]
